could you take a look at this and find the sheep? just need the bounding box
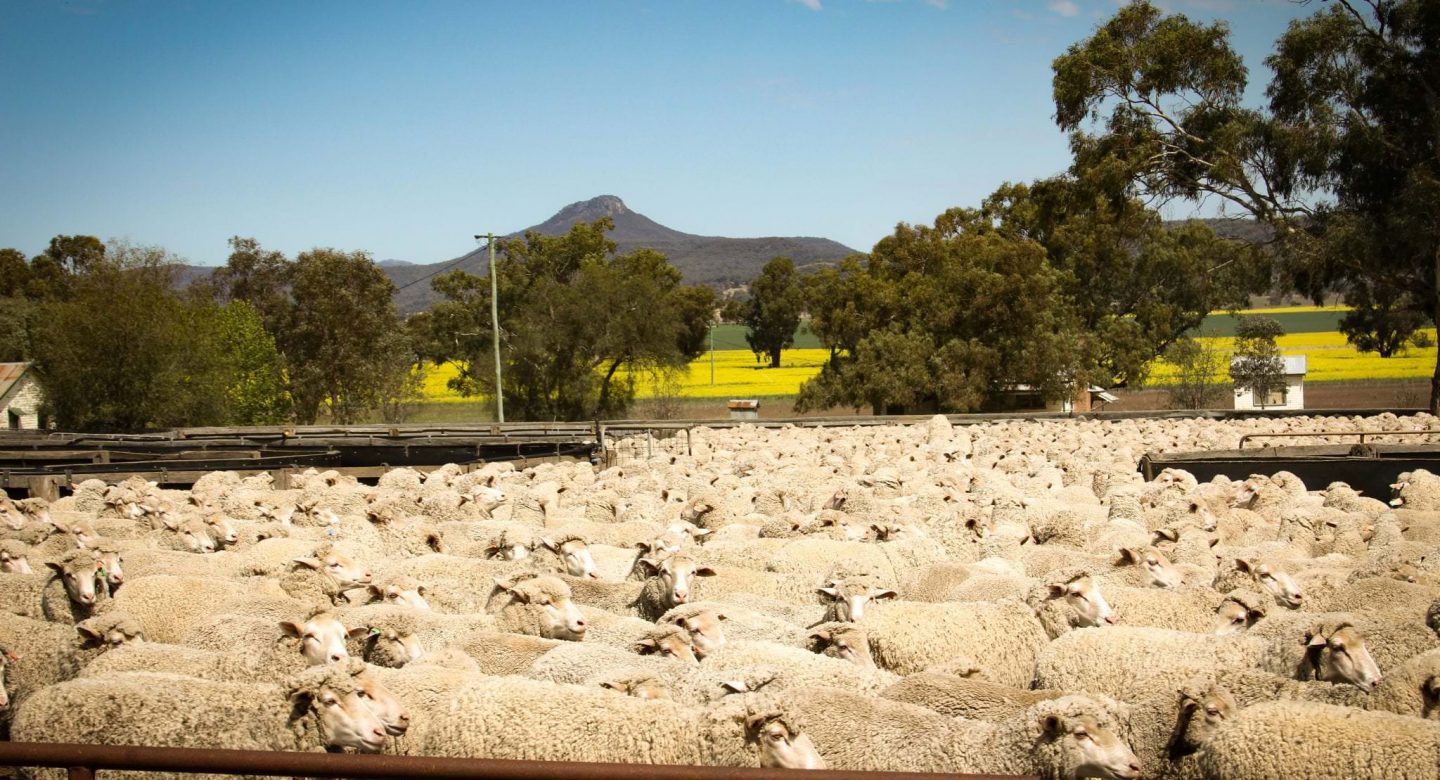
[1212,556,1305,608]
[676,639,900,698]
[366,575,432,610]
[879,672,1065,721]
[526,638,693,687]
[409,676,824,769]
[807,623,875,667]
[1034,627,1267,699]
[1244,614,1393,689]
[632,550,718,620]
[1026,569,1119,639]
[817,571,898,623]
[280,541,374,605]
[11,660,408,762]
[107,574,308,643]
[0,539,33,574]
[1196,700,1440,779]
[486,572,589,640]
[859,598,1050,686]
[0,548,107,625]
[1211,589,1270,635]
[775,687,1143,778]
[0,611,138,737]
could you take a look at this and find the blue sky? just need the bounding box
[0,0,1314,267]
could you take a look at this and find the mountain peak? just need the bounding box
[553,195,631,222]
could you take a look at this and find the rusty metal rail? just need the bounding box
[0,742,1036,780]
[1237,429,1440,449]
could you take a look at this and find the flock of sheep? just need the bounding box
[2,412,1440,779]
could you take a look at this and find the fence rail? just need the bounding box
[0,742,1035,780]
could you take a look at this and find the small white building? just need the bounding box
[0,362,44,430]
[1233,355,1306,411]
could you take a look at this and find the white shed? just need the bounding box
[1233,355,1306,411]
[0,362,45,430]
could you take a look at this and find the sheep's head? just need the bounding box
[598,673,671,700]
[1235,558,1303,608]
[161,515,216,553]
[540,534,598,579]
[1116,546,1184,589]
[1170,682,1236,758]
[367,577,431,610]
[203,513,239,546]
[744,710,826,770]
[285,660,405,752]
[664,606,727,658]
[293,546,372,588]
[1044,573,1116,629]
[46,551,103,607]
[50,516,100,550]
[816,576,896,623]
[1212,591,1268,635]
[75,613,145,650]
[637,551,715,609]
[484,528,537,561]
[280,611,366,666]
[0,540,33,574]
[1034,701,1141,780]
[807,623,875,668]
[0,500,25,531]
[1302,620,1382,692]
[364,625,424,668]
[490,573,587,640]
[634,623,699,663]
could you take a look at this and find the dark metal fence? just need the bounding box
[0,742,1036,780]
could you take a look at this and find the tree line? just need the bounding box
[5,0,1435,427]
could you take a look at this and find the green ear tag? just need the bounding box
[368,627,381,636]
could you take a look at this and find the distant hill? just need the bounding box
[385,195,856,313]
[1164,217,1274,244]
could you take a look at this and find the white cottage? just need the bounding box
[0,362,45,429]
[1233,355,1307,411]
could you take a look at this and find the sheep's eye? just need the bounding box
[1260,572,1274,580]
[321,697,338,707]
[836,642,848,650]
[1145,558,1159,566]
[1232,616,1246,625]
[1072,729,1090,740]
[537,599,552,607]
[1205,706,1221,717]
[356,690,369,699]
[303,634,317,642]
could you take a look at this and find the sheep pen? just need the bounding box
[2,411,1440,779]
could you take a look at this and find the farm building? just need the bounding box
[0,362,45,429]
[1233,355,1307,410]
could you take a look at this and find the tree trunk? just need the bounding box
[597,358,623,415]
[1431,245,1440,415]
[769,347,781,368]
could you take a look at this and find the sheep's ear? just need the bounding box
[1305,629,1328,647]
[482,544,503,559]
[690,527,712,540]
[599,680,623,691]
[538,536,559,553]
[1247,608,1266,621]
[1118,548,1140,565]
[634,638,658,654]
[346,626,369,639]
[694,566,716,577]
[715,612,728,621]
[808,628,833,642]
[724,680,753,695]
[75,625,103,646]
[278,621,304,638]
[636,557,661,576]
[292,557,322,570]
[367,584,383,597]
[45,561,64,574]
[49,517,72,533]
[1423,675,1440,702]
[415,584,429,596]
[1046,583,1067,599]
[871,588,898,600]
[1039,713,1064,736]
[816,586,839,598]
[1234,558,1255,573]
[1208,537,1220,548]
[743,711,772,731]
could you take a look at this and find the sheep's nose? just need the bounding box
[573,618,587,629]
[1103,615,1118,625]
[330,653,344,663]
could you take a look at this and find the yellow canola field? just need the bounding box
[419,329,1437,403]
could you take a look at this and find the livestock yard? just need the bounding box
[2,412,1440,778]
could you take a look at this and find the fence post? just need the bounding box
[66,767,95,780]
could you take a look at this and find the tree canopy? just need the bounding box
[744,257,804,368]
[427,218,715,421]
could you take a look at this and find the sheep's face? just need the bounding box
[636,630,698,663]
[673,610,727,658]
[817,579,896,623]
[1211,600,1264,635]
[1236,559,1303,608]
[368,627,424,668]
[1307,624,1383,692]
[470,485,507,512]
[499,578,588,640]
[1230,480,1262,508]
[370,581,430,610]
[93,549,124,587]
[0,548,32,574]
[1119,547,1183,589]
[1175,686,1236,756]
[203,514,239,546]
[76,621,145,649]
[166,517,216,553]
[810,626,875,668]
[747,716,826,770]
[643,554,716,608]
[296,550,372,588]
[680,498,716,525]
[1048,576,1116,628]
[1040,713,1141,780]
[300,682,392,753]
[546,537,598,579]
[607,677,671,700]
[0,501,25,531]
[281,615,364,666]
[47,559,101,606]
[0,649,12,709]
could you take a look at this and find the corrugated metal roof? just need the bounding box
[0,362,31,400]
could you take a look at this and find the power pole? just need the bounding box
[475,233,504,423]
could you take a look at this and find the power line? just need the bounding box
[393,245,493,292]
